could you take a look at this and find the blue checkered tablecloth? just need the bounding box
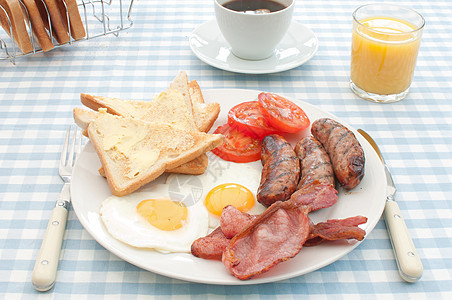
[0,0,451,298]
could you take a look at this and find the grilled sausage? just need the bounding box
[257,134,300,207]
[294,136,335,189]
[311,118,365,189]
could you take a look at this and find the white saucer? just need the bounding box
[189,20,318,74]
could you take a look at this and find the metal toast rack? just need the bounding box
[0,0,135,64]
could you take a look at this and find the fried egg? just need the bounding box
[100,184,209,253]
[167,154,266,228]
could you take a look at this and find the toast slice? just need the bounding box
[188,80,220,133]
[56,0,85,40]
[80,91,197,131]
[88,112,223,196]
[34,0,50,31]
[41,0,70,44]
[168,71,194,118]
[73,107,96,136]
[75,72,220,175]
[0,0,33,53]
[73,107,209,175]
[97,151,209,177]
[22,0,54,51]
[80,80,220,133]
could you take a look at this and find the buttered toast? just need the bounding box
[79,74,220,134]
[73,72,221,176]
[74,105,210,175]
[88,112,223,196]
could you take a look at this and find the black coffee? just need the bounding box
[223,0,286,14]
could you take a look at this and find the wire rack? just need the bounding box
[0,0,135,64]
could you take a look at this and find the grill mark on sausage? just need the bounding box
[267,156,298,169]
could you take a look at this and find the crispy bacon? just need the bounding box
[305,216,368,246]
[289,182,338,212]
[192,173,364,279]
[222,200,310,280]
[191,227,230,260]
[220,205,257,239]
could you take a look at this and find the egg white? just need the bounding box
[100,184,209,253]
[166,153,267,228]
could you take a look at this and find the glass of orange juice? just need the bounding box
[350,4,424,103]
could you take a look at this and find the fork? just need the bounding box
[32,126,82,292]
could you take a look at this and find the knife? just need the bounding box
[358,129,423,282]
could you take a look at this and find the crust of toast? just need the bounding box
[188,80,204,105]
[88,113,223,196]
[0,0,33,53]
[56,0,85,40]
[22,0,54,51]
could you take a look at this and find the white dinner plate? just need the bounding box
[71,89,386,285]
[189,20,319,74]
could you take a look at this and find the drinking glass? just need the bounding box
[350,4,424,103]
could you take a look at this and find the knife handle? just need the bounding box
[32,203,68,291]
[384,199,423,282]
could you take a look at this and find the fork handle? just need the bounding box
[32,203,68,292]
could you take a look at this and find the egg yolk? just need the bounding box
[205,183,255,216]
[136,199,188,231]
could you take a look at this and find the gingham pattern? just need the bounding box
[0,0,451,298]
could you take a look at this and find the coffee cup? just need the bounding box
[214,0,295,60]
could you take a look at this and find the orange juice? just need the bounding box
[351,16,422,95]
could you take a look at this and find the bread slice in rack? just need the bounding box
[34,0,50,31]
[0,0,33,53]
[88,112,223,196]
[21,0,54,51]
[56,0,85,40]
[41,0,70,44]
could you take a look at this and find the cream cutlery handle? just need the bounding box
[384,200,423,282]
[32,205,68,291]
